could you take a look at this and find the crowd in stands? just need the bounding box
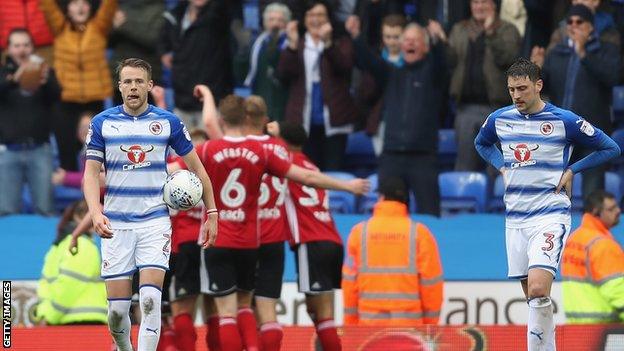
[2,0,624,217]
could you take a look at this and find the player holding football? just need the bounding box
[270,121,347,351]
[165,129,209,351]
[83,58,218,351]
[192,89,368,351]
[474,58,620,351]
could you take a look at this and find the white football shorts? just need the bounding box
[506,222,570,279]
[100,223,172,280]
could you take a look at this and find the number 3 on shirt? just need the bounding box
[221,168,246,207]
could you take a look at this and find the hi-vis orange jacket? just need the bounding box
[561,213,624,323]
[342,200,444,326]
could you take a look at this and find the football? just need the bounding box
[162,170,203,210]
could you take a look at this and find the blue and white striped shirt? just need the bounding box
[86,105,193,229]
[475,102,620,228]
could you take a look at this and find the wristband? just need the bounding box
[206,209,218,215]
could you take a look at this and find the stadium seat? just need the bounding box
[572,172,622,211]
[358,173,417,213]
[439,172,488,213]
[438,129,457,171]
[344,131,377,178]
[243,1,260,31]
[488,175,505,212]
[54,186,84,214]
[606,172,622,204]
[324,172,357,213]
[234,87,251,98]
[359,173,378,213]
[614,86,624,127]
[613,86,624,113]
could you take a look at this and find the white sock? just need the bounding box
[108,299,133,351]
[527,296,556,351]
[137,285,162,351]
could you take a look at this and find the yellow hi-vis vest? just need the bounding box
[562,214,624,323]
[36,235,108,325]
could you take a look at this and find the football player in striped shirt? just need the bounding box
[475,58,620,351]
[84,58,218,351]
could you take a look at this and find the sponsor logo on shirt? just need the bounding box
[119,144,154,170]
[509,143,539,168]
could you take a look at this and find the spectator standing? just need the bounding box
[108,0,166,104]
[243,3,291,122]
[278,1,357,171]
[0,28,60,216]
[562,190,624,324]
[356,14,406,156]
[51,111,93,189]
[159,0,233,129]
[342,177,444,326]
[40,0,117,172]
[346,16,447,216]
[532,4,621,202]
[447,0,521,171]
[546,0,620,52]
[0,0,55,65]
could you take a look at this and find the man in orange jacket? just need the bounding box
[342,177,444,326]
[562,190,624,323]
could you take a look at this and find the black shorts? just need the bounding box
[201,247,258,296]
[294,241,343,294]
[169,242,202,301]
[255,242,285,299]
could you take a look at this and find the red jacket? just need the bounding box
[0,0,54,48]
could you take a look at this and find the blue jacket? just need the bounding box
[543,35,620,134]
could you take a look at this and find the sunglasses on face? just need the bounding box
[567,18,586,25]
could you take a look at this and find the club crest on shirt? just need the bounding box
[540,122,553,135]
[149,121,163,135]
[120,144,154,170]
[509,143,539,168]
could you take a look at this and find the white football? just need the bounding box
[163,170,203,210]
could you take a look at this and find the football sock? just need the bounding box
[237,308,259,351]
[157,324,177,351]
[108,298,133,351]
[260,322,283,351]
[138,285,162,351]
[527,296,556,351]
[219,317,242,351]
[173,313,197,351]
[207,315,221,351]
[315,319,342,351]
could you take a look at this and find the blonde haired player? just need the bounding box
[83,58,218,351]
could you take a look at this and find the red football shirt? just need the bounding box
[199,136,291,248]
[284,151,342,246]
[168,156,202,253]
[248,135,290,244]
